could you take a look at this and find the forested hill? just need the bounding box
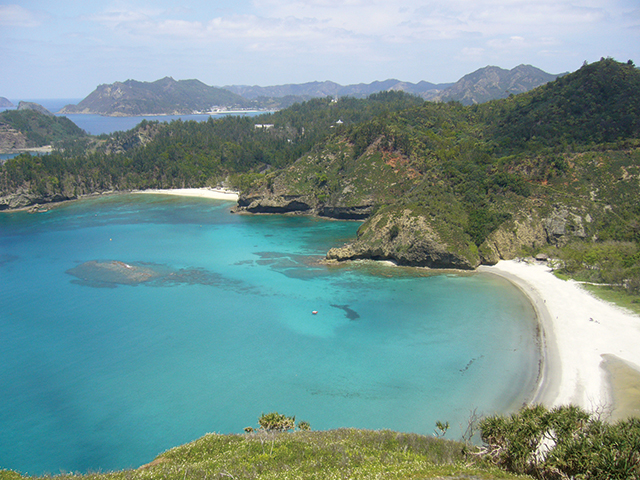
[1,59,639,290]
[0,107,86,153]
[59,77,251,116]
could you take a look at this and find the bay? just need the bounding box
[2,98,271,136]
[0,194,539,475]
[60,111,267,136]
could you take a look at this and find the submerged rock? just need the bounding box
[66,260,163,287]
[66,259,249,290]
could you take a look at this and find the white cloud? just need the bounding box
[0,4,42,27]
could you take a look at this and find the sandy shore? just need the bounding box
[479,259,640,419]
[133,187,239,201]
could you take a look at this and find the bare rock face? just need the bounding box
[480,214,548,264]
[327,208,481,269]
[0,123,30,152]
[234,194,314,214]
[480,206,592,264]
[233,192,375,220]
[543,207,588,245]
[0,187,75,210]
[17,101,54,116]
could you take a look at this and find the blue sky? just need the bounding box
[1,0,639,99]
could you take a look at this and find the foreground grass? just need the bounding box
[0,429,529,480]
[581,284,640,316]
[551,271,640,315]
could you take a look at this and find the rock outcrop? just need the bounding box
[327,207,481,269]
[0,187,76,210]
[17,101,54,116]
[479,213,549,264]
[233,192,374,220]
[0,122,30,152]
[324,203,598,269]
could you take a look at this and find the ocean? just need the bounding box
[0,194,539,475]
[2,99,270,136]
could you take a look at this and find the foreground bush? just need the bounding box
[479,404,640,479]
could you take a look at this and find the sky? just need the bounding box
[1,0,639,99]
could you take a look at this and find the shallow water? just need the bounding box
[0,195,538,475]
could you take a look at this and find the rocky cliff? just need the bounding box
[326,206,481,269]
[0,122,31,152]
[325,203,597,269]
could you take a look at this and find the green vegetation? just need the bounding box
[246,412,310,433]
[0,109,87,147]
[479,404,640,479]
[61,77,251,115]
[0,428,524,480]
[0,91,423,198]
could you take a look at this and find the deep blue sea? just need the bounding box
[0,194,539,475]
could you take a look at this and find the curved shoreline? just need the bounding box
[132,187,239,201]
[0,187,239,212]
[480,259,640,419]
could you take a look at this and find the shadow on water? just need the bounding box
[330,304,361,320]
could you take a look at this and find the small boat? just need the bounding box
[312,311,318,315]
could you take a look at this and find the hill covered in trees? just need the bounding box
[0,106,87,153]
[59,77,252,116]
[1,58,639,293]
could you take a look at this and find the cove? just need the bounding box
[0,194,538,475]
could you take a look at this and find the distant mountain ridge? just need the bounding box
[0,97,15,108]
[427,64,565,105]
[222,79,454,100]
[57,64,562,116]
[223,65,561,105]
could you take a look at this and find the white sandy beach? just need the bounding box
[480,259,640,419]
[133,187,239,201]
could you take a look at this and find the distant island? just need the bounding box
[0,97,15,108]
[56,64,562,116]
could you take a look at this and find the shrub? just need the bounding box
[255,412,311,432]
[478,404,640,479]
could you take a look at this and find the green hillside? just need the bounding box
[0,429,523,480]
[0,108,86,149]
[60,77,252,115]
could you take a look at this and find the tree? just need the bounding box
[244,412,311,433]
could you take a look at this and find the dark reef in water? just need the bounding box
[66,260,248,290]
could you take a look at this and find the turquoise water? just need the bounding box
[0,195,538,475]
